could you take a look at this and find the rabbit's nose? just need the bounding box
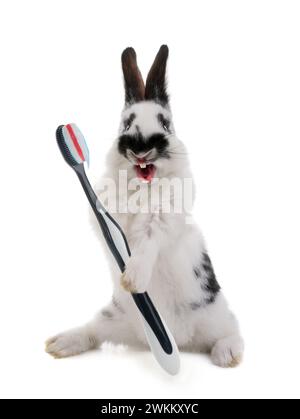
[131,150,153,160]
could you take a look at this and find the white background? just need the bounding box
[0,0,299,399]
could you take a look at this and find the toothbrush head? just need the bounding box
[56,123,90,168]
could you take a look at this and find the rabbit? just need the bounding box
[46,45,244,368]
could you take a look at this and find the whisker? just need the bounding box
[166,155,189,160]
[168,151,189,156]
[167,144,189,153]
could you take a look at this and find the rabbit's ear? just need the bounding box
[145,45,169,105]
[121,47,145,104]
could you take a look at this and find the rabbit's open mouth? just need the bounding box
[134,163,156,182]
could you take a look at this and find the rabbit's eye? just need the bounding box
[157,113,170,133]
[123,113,136,133]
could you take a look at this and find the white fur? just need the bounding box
[46,101,244,368]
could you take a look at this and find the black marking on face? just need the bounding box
[123,113,136,132]
[193,252,221,306]
[118,132,170,159]
[101,309,114,319]
[157,113,171,133]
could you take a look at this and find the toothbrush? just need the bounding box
[55,123,180,375]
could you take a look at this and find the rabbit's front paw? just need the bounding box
[121,257,151,293]
[45,328,96,359]
[211,335,244,368]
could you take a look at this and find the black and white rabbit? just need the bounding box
[46,46,244,368]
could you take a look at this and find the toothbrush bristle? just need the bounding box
[56,125,78,167]
[56,123,90,167]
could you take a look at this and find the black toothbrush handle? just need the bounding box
[74,164,173,355]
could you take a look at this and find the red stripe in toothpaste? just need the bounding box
[66,124,85,162]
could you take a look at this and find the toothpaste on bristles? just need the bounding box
[56,123,90,167]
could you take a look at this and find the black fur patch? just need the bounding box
[123,113,136,132]
[193,252,221,306]
[201,253,221,295]
[157,113,171,133]
[204,295,217,305]
[118,132,170,159]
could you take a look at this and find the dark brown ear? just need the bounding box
[121,47,145,104]
[145,45,169,106]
